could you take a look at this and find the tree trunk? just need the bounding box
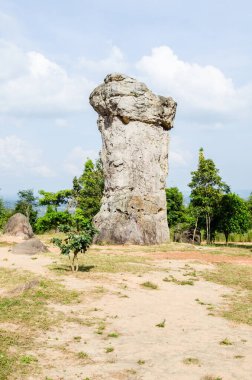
[193,217,198,244]
[225,232,229,245]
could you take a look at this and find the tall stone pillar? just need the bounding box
[90,73,176,244]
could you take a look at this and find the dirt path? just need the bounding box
[0,245,252,380]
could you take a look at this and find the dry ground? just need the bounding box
[0,236,252,380]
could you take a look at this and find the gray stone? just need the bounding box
[12,237,48,255]
[174,228,201,244]
[90,73,177,244]
[4,213,34,240]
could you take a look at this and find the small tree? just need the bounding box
[189,148,229,244]
[14,189,38,228]
[216,193,250,243]
[51,221,97,272]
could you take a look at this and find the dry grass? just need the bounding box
[0,267,80,379]
[202,263,252,325]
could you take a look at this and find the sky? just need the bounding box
[0,0,252,198]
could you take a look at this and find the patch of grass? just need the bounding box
[202,263,252,325]
[0,268,81,379]
[73,336,81,342]
[234,355,244,359]
[0,329,36,380]
[163,275,194,286]
[107,332,119,338]
[20,355,38,365]
[141,281,158,290]
[137,359,145,365]
[105,346,114,353]
[0,271,79,329]
[156,319,166,328]
[77,351,89,359]
[219,338,233,346]
[201,376,222,380]
[50,251,153,274]
[183,357,200,365]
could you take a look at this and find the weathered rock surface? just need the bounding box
[4,213,34,240]
[174,228,201,245]
[12,237,48,255]
[90,73,177,244]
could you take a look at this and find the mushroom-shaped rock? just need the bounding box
[90,73,177,244]
[3,213,34,240]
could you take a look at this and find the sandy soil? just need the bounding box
[0,243,252,380]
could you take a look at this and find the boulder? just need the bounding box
[174,228,201,244]
[90,73,177,244]
[4,213,34,240]
[12,237,48,256]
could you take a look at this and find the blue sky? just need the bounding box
[0,0,251,198]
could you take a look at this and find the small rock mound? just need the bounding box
[4,213,34,240]
[12,237,48,256]
[174,228,201,244]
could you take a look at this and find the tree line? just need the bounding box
[1,149,252,244]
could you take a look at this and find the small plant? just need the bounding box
[20,355,38,364]
[51,222,97,272]
[105,346,114,353]
[183,357,200,365]
[74,336,81,341]
[137,359,145,365]
[234,355,244,359]
[156,319,166,328]
[77,351,89,359]
[219,338,233,346]
[107,332,119,338]
[163,275,194,285]
[141,281,158,290]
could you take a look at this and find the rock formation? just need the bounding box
[12,237,48,255]
[90,73,177,244]
[4,213,34,240]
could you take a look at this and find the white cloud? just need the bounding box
[0,135,54,177]
[64,146,98,176]
[0,40,94,116]
[136,46,251,120]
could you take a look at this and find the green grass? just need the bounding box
[107,332,119,338]
[202,263,252,325]
[141,281,158,290]
[77,351,89,359]
[163,275,194,286]
[105,346,114,353]
[219,338,233,346]
[156,319,166,328]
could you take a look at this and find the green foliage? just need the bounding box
[14,189,38,228]
[73,158,104,220]
[0,198,10,230]
[38,189,72,210]
[247,192,252,228]
[166,187,186,227]
[216,193,250,243]
[189,148,229,243]
[51,220,97,271]
[35,207,72,233]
